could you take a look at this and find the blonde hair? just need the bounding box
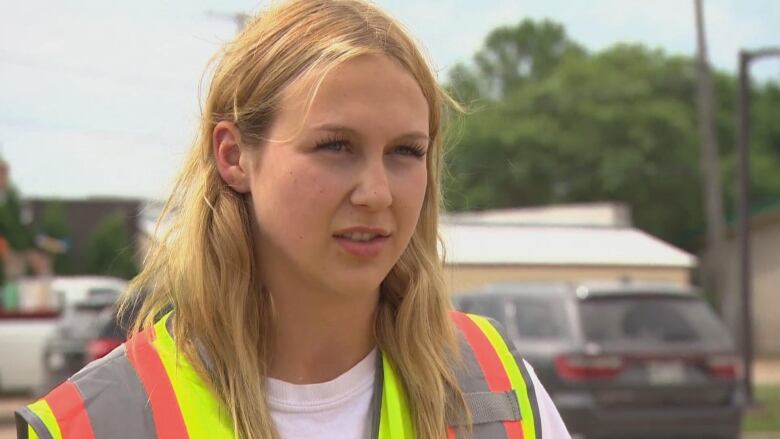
[124,1,467,437]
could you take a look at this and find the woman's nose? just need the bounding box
[349,159,393,210]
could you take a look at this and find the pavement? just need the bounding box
[0,424,14,439]
[0,397,23,439]
[755,357,780,384]
[0,397,23,424]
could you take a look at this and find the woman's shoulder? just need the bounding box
[16,340,157,438]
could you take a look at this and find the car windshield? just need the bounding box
[87,287,121,302]
[579,295,731,346]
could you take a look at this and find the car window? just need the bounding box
[87,288,121,302]
[458,297,506,322]
[579,296,731,346]
[508,297,570,341]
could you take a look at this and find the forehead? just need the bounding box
[277,54,430,136]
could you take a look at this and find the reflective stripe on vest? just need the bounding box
[125,320,188,437]
[451,311,539,439]
[128,314,234,438]
[18,311,540,439]
[44,381,95,439]
[18,379,95,439]
[20,399,60,439]
[378,353,415,438]
[20,345,158,438]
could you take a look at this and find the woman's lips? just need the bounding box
[334,235,388,258]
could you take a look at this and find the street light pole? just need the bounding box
[206,11,250,33]
[693,0,726,312]
[736,50,753,404]
[735,47,780,404]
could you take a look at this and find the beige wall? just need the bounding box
[444,264,691,294]
[720,218,780,355]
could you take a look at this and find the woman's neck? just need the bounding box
[267,283,380,384]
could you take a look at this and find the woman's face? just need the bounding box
[247,54,430,299]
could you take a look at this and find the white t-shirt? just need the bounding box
[266,349,377,439]
[267,349,570,438]
[525,360,571,438]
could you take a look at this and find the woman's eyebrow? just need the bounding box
[312,123,429,142]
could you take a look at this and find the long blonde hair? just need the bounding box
[123,1,467,437]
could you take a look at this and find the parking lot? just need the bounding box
[0,396,25,439]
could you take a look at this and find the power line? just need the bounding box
[0,49,193,91]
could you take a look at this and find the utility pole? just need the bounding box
[736,47,780,404]
[206,10,250,33]
[693,0,726,314]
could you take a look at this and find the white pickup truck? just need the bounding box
[0,275,127,395]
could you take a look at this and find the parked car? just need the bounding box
[41,297,139,394]
[0,276,127,394]
[454,281,744,439]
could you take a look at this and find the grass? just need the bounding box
[744,385,780,432]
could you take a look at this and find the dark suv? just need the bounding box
[454,281,744,439]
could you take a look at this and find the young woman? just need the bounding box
[17,1,569,438]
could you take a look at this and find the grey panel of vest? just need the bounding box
[69,344,158,439]
[366,352,384,439]
[461,390,521,425]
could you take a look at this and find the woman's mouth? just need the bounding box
[333,231,389,258]
[336,232,381,241]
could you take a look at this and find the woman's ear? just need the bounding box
[213,121,251,193]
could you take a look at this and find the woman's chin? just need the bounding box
[322,275,384,303]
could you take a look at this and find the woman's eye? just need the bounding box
[316,140,349,152]
[392,145,426,158]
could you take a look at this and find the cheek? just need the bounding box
[395,166,428,226]
[252,159,333,238]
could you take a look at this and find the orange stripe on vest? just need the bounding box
[44,380,95,439]
[450,311,524,439]
[126,326,190,438]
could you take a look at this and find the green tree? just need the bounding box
[471,19,585,98]
[444,18,780,251]
[0,185,33,286]
[0,186,32,251]
[85,212,138,279]
[40,201,72,274]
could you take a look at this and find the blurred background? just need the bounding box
[1,0,779,437]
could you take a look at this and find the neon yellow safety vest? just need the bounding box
[16,311,540,439]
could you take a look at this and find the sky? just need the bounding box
[1,0,778,200]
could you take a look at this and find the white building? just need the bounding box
[441,203,696,293]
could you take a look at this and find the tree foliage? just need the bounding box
[41,201,71,274]
[85,212,138,279]
[444,19,780,250]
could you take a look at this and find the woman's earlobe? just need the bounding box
[214,121,251,193]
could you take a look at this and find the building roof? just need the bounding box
[443,202,632,227]
[440,222,697,268]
